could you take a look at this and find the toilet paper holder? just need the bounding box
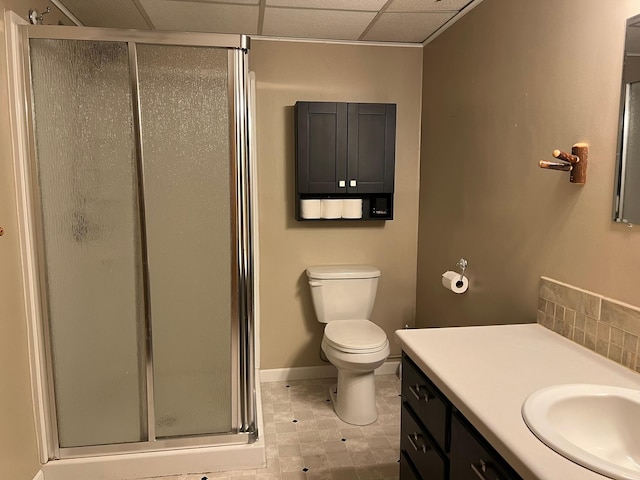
[455,258,468,286]
[442,260,469,294]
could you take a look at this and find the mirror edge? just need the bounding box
[613,13,640,225]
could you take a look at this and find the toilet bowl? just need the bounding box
[306,265,390,426]
[321,319,390,425]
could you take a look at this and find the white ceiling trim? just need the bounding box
[251,34,422,49]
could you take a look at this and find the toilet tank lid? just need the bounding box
[306,265,381,280]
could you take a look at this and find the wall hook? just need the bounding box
[29,6,51,25]
[539,142,589,184]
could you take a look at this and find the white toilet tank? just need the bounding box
[306,265,380,323]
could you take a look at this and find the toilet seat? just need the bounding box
[323,319,388,354]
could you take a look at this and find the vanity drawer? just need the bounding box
[400,450,422,480]
[401,403,447,480]
[449,411,522,480]
[402,355,449,450]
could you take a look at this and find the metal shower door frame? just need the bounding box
[20,25,255,460]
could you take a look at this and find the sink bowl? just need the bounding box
[522,384,640,480]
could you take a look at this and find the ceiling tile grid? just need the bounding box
[56,0,482,44]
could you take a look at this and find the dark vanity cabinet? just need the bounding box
[294,101,396,220]
[449,412,521,480]
[400,355,522,480]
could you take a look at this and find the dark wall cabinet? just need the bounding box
[295,101,396,220]
[400,355,522,480]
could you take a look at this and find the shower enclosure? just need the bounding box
[14,23,257,464]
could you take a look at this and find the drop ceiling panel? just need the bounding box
[196,0,258,4]
[58,0,150,29]
[363,11,455,43]
[138,0,259,34]
[266,0,387,11]
[262,8,376,40]
[55,0,484,44]
[387,0,472,12]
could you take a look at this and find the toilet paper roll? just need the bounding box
[341,199,363,219]
[321,199,342,219]
[300,199,321,219]
[442,271,469,294]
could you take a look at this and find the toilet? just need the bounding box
[306,265,390,425]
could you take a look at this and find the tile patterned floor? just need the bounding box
[144,375,401,480]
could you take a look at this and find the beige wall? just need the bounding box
[0,2,69,479]
[10,0,640,473]
[251,40,423,369]
[416,0,640,327]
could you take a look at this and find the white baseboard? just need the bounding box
[375,359,401,376]
[260,359,400,383]
[260,365,337,382]
[32,470,44,480]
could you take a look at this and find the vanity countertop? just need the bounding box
[395,323,640,480]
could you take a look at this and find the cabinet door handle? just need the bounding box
[471,459,500,480]
[349,179,356,187]
[338,180,346,187]
[409,384,434,402]
[407,432,430,454]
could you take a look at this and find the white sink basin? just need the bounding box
[522,384,640,480]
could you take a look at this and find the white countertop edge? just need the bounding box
[395,324,640,480]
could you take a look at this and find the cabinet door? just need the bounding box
[347,103,396,194]
[402,356,449,452]
[401,404,448,480]
[295,102,347,194]
[400,451,423,480]
[450,412,522,480]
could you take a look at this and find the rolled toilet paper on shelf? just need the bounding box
[341,199,363,219]
[321,199,342,219]
[300,199,321,219]
[442,271,469,294]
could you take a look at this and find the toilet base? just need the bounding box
[329,368,378,425]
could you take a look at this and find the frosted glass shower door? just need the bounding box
[136,45,233,437]
[26,31,246,456]
[29,39,145,448]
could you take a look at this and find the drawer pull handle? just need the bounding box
[471,459,500,480]
[409,384,435,402]
[407,432,430,454]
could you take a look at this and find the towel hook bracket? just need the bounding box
[538,143,589,184]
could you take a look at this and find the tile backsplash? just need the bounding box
[537,277,640,373]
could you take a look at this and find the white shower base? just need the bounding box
[42,440,265,480]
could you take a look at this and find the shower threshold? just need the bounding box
[41,377,265,480]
